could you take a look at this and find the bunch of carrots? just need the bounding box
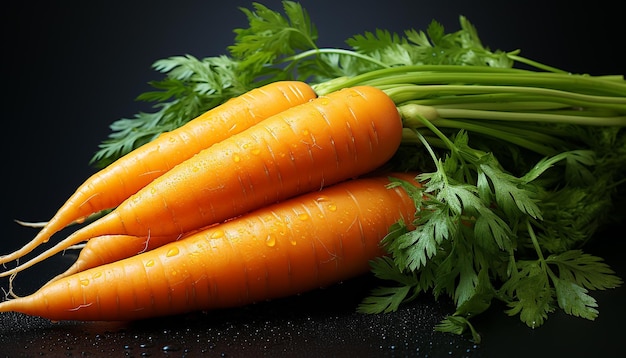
[2,2,625,341]
[0,83,419,321]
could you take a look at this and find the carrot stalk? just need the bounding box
[0,173,419,321]
[1,85,403,277]
[1,81,317,265]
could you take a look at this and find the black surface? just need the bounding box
[2,1,625,357]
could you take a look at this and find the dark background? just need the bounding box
[2,1,624,357]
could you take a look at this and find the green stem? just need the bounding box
[383,85,626,113]
[434,119,558,156]
[430,100,570,111]
[313,65,532,94]
[400,130,448,149]
[398,104,565,155]
[436,108,626,127]
[507,54,568,74]
[373,73,626,98]
[282,48,390,69]
[525,220,556,283]
[405,111,456,151]
[526,220,546,262]
[314,65,626,96]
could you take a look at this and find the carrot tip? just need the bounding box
[14,219,49,228]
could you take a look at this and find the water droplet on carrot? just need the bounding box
[80,279,89,286]
[145,260,155,267]
[166,247,179,257]
[93,272,102,279]
[251,148,261,155]
[327,203,337,212]
[233,154,241,162]
[301,129,310,136]
[266,234,276,247]
[210,230,225,239]
[298,213,309,221]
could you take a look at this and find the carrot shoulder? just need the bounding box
[1,85,403,277]
[1,81,317,265]
[0,173,419,321]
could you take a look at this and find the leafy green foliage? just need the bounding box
[547,250,623,291]
[90,0,625,339]
[501,259,556,328]
[229,1,318,81]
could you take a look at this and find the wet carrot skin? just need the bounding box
[0,173,418,321]
[50,234,180,281]
[70,80,317,215]
[110,85,403,237]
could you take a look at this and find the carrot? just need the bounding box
[48,233,184,282]
[47,225,216,282]
[2,81,317,265]
[1,85,403,277]
[0,173,419,321]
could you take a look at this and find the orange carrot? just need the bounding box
[48,226,214,282]
[49,233,183,282]
[1,85,403,277]
[0,173,419,321]
[2,81,317,265]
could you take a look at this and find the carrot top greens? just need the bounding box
[91,1,625,342]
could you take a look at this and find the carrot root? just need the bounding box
[14,220,48,228]
[48,233,184,283]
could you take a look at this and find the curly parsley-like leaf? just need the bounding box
[479,156,543,220]
[552,278,599,320]
[547,250,623,290]
[357,285,413,314]
[357,256,421,314]
[436,268,494,343]
[502,261,556,328]
[229,1,317,76]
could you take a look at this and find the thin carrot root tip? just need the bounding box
[2,272,22,300]
[14,220,48,228]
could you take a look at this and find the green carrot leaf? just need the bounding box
[552,278,599,320]
[547,250,623,290]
